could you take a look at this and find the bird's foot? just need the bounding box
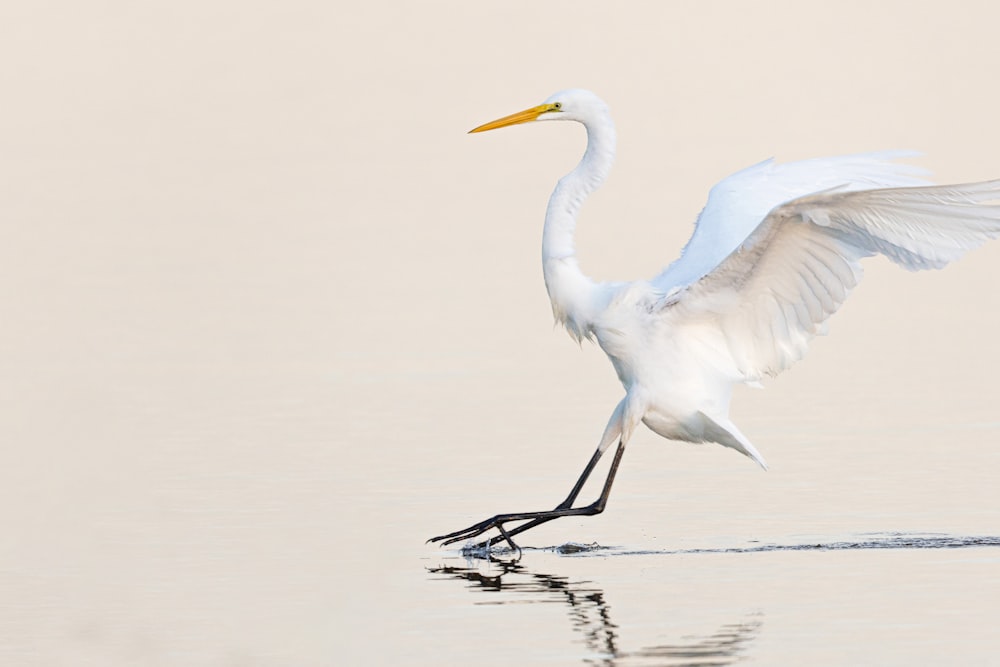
[427,512,529,550]
[428,502,590,551]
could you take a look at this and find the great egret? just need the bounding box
[429,89,1000,551]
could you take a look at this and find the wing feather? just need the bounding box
[663,180,1000,380]
[651,152,931,291]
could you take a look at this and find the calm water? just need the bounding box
[422,538,1000,666]
[7,332,1000,665]
[4,3,1000,664]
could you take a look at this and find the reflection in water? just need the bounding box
[428,558,761,667]
[429,533,1000,664]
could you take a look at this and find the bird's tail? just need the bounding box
[698,412,768,470]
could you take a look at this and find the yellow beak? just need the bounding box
[469,103,560,133]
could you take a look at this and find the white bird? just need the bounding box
[429,89,1000,551]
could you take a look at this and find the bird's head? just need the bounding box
[469,89,609,133]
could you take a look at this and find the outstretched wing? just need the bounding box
[651,152,930,292]
[660,180,1000,381]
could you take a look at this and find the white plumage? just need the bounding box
[430,89,1000,550]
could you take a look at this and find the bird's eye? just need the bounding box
[554,102,562,110]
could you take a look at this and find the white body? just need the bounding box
[523,89,1000,469]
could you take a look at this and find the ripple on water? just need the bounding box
[456,532,1000,559]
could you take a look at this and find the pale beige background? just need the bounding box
[2,1,1000,664]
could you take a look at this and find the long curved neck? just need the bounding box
[543,117,617,341]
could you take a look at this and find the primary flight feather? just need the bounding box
[429,89,1000,551]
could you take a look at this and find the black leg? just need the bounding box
[428,439,627,550]
[475,439,626,549]
[558,444,611,508]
